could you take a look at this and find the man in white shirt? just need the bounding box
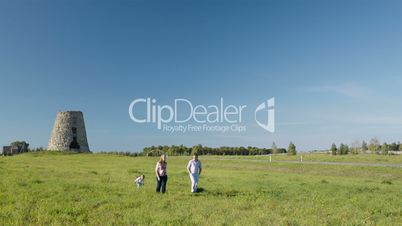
[187,153,202,193]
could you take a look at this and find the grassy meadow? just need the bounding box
[210,153,402,164]
[0,152,401,225]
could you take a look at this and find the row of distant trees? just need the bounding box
[6,138,399,157]
[330,138,402,155]
[97,151,141,157]
[143,138,401,157]
[142,142,298,156]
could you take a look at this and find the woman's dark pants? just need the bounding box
[156,175,168,193]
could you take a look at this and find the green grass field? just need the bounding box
[0,152,401,225]
[210,153,402,164]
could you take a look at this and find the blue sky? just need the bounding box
[1,0,402,152]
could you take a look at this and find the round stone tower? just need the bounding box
[48,111,90,152]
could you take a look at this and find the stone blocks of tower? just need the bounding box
[48,111,90,152]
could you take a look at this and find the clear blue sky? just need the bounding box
[1,0,402,152]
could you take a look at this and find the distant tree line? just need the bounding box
[330,138,402,155]
[97,151,141,157]
[142,143,297,156]
[6,138,400,157]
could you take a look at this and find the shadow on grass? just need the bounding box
[202,189,243,197]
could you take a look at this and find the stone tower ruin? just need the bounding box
[48,111,90,152]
